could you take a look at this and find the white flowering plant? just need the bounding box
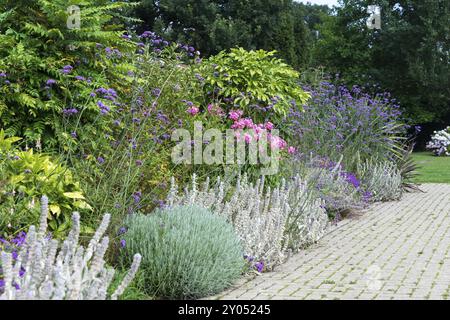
[426,126,450,156]
[166,174,329,271]
[0,196,141,300]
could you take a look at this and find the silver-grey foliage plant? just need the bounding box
[166,174,329,270]
[122,205,245,299]
[0,196,141,300]
[305,166,364,213]
[358,160,403,202]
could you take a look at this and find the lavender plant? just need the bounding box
[357,160,403,202]
[0,196,141,300]
[301,156,366,216]
[287,82,406,173]
[426,126,450,156]
[166,174,329,270]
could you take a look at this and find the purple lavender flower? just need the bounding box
[255,261,264,273]
[107,88,117,98]
[97,101,110,114]
[11,232,26,246]
[118,227,127,235]
[46,79,57,86]
[141,31,154,38]
[97,156,105,164]
[342,172,360,189]
[156,200,166,208]
[362,191,372,202]
[62,108,78,116]
[152,88,161,97]
[61,65,73,74]
[96,87,108,95]
[132,191,141,204]
[120,239,126,248]
[414,125,422,134]
[244,255,254,263]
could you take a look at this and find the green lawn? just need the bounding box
[412,152,450,184]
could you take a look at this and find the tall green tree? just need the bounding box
[313,0,450,124]
[131,0,313,68]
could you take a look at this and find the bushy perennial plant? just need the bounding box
[121,205,245,299]
[0,130,90,237]
[0,0,137,147]
[287,82,406,173]
[166,174,329,270]
[426,126,450,156]
[357,160,403,202]
[201,48,310,120]
[0,196,141,300]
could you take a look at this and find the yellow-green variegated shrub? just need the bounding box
[0,130,91,238]
[200,48,310,121]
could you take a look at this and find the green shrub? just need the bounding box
[121,205,245,299]
[200,48,309,121]
[0,130,90,237]
[0,0,136,149]
[67,37,207,218]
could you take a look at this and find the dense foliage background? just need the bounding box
[130,0,449,130]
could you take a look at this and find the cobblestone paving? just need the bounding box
[215,184,450,300]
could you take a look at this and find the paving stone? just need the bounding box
[209,184,450,300]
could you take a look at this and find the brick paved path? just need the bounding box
[215,184,450,300]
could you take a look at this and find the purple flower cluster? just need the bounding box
[0,232,27,292]
[61,65,73,74]
[340,172,360,189]
[92,87,119,115]
[138,31,170,54]
[138,30,200,58]
[244,255,265,273]
[46,79,57,86]
[97,101,110,114]
[288,82,405,170]
[104,47,122,59]
[0,72,10,85]
[62,108,78,116]
[132,191,141,204]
